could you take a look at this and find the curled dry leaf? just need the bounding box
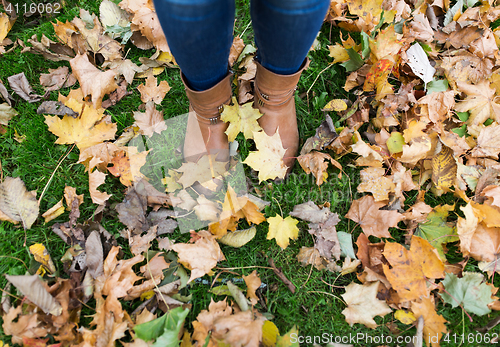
[42,198,65,223]
[297,151,342,186]
[39,66,76,92]
[243,270,261,305]
[0,103,18,126]
[171,230,226,283]
[7,72,43,102]
[6,274,62,316]
[0,176,39,229]
[37,101,79,118]
[70,53,118,109]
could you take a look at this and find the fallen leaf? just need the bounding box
[341,281,392,328]
[455,80,500,127]
[137,73,171,104]
[228,36,245,66]
[218,226,257,248]
[133,101,167,136]
[42,199,65,223]
[345,195,402,238]
[0,177,39,229]
[29,243,56,274]
[432,144,457,190]
[471,124,500,159]
[481,185,500,208]
[107,148,149,186]
[39,66,76,92]
[70,53,119,109]
[297,151,342,186]
[440,272,494,316]
[89,159,112,205]
[221,98,263,142]
[357,167,395,201]
[411,297,447,347]
[289,200,331,223]
[7,72,42,102]
[115,185,148,233]
[45,104,117,150]
[171,230,226,283]
[2,306,47,345]
[6,274,62,315]
[0,103,18,126]
[267,215,299,249]
[129,225,157,256]
[37,101,79,118]
[243,270,261,305]
[383,236,445,301]
[243,131,287,182]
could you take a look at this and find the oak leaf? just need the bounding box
[137,74,171,104]
[243,131,287,182]
[171,230,226,283]
[345,195,403,238]
[341,281,392,328]
[267,215,299,249]
[383,236,445,301]
[70,53,118,109]
[221,98,263,142]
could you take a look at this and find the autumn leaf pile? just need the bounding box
[1,0,500,345]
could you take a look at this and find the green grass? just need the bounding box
[1,0,499,346]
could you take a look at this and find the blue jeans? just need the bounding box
[153,0,330,90]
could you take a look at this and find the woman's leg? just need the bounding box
[153,0,235,91]
[251,0,330,74]
[250,0,330,173]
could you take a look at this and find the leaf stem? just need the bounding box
[39,144,75,205]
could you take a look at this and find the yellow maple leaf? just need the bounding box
[267,215,299,249]
[243,131,287,183]
[44,105,117,150]
[221,97,263,142]
[107,147,150,186]
[455,80,500,127]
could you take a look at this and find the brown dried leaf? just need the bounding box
[0,176,39,229]
[7,72,42,102]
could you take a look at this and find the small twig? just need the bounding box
[39,144,75,204]
[320,277,345,289]
[302,263,314,288]
[240,20,252,38]
[0,255,28,269]
[477,315,500,333]
[306,63,334,98]
[415,315,424,347]
[268,257,295,293]
[216,266,273,270]
[271,196,283,217]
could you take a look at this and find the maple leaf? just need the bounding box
[383,236,445,301]
[440,272,494,316]
[45,104,117,150]
[357,167,395,202]
[415,205,459,260]
[267,215,299,249]
[175,154,228,190]
[107,147,150,186]
[171,230,226,283]
[243,131,287,182]
[70,53,119,109]
[471,124,500,159]
[2,306,47,345]
[243,270,261,305]
[133,101,167,136]
[411,297,447,347]
[341,281,392,329]
[297,151,342,186]
[137,73,171,104]
[345,195,403,238]
[221,97,263,142]
[455,80,500,126]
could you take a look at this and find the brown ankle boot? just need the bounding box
[253,58,309,173]
[182,73,232,161]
